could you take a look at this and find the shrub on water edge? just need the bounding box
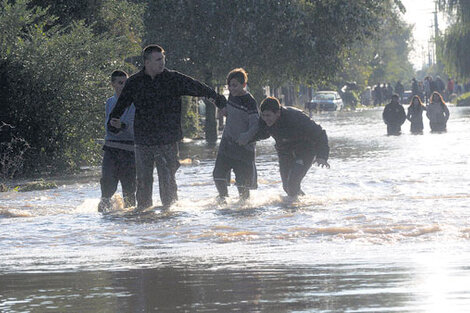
[0,0,141,176]
[456,92,470,106]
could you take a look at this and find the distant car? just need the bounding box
[309,91,344,111]
[401,90,413,104]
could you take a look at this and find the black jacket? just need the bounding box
[109,68,221,146]
[383,102,406,126]
[256,107,329,160]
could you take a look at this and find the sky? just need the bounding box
[401,0,448,69]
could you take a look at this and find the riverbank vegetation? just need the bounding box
[1,0,410,178]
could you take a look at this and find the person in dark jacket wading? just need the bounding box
[383,94,406,136]
[109,44,226,209]
[254,97,330,199]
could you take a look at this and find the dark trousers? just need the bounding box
[386,124,402,136]
[135,143,180,208]
[213,153,257,198]
[278,151,314,197]
[430,122,447,133]
[100,146,136,207]
[410,121,424,134]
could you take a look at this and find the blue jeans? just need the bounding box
[134,143,180,208]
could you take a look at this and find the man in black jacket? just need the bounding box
[255,97,330,198]
[109,44,226,209]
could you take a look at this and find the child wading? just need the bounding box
[98,70,136,212]
[213,68,259,203]
[254,97,330,198]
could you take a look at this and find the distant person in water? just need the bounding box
[406,95,426,135]
[253,97,330,198]
[108,44,227,209]
[98,70,136,212]
[382,94,406,136]
[213,68,259,203]
[426,91,450,133]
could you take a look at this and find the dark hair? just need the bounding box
[409,95,424,108]
[431,91,446,107]
[391,93,399,99]
[142,44,165,62]
[260,97,281,113]
[110,70,128,82]
[226,68,248,85]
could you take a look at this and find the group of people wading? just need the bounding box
[98,44,330,212]
[383,91,450,136]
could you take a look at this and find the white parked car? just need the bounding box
[308,91,344,111]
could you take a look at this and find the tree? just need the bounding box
[438,0,470,78]
[145,0,405,139]
[335,2,414,91]
[1,0,142,175]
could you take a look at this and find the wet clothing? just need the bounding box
[255,106,329,197]
[383,101,406,135]
[109,67,225,208]
[100,146,136,207]
[213,93,259,198]
[100,94,136,207]
[406,104,425,134]
[134,143,180,208]
[426,102,450,132]
[213,154,257,199]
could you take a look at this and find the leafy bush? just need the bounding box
[181,96,202,138]
[0,0,141,176]
[456,92,470,107]
[0,123,30,180]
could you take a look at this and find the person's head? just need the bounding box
[260,97,281,126]
[226,68,248,97]
[143,44,165,76]
[391,94,399,104]
[431,91,445,104]
[110,70,128,96]
[410,95,423,107]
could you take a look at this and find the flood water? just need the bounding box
[2,106,470,312]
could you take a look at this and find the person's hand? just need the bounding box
[315,158,330,168]
[110,118,121,129]
[214,94,227,108]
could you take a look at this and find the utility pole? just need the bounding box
[433,0,439,59]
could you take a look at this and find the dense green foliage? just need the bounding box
[336,8,414,89]
[0,0,143,175]
[456,92,470,107]
[145,0,406,99]
[438,0,470,78]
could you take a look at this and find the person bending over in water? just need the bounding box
[253,96,330,199]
